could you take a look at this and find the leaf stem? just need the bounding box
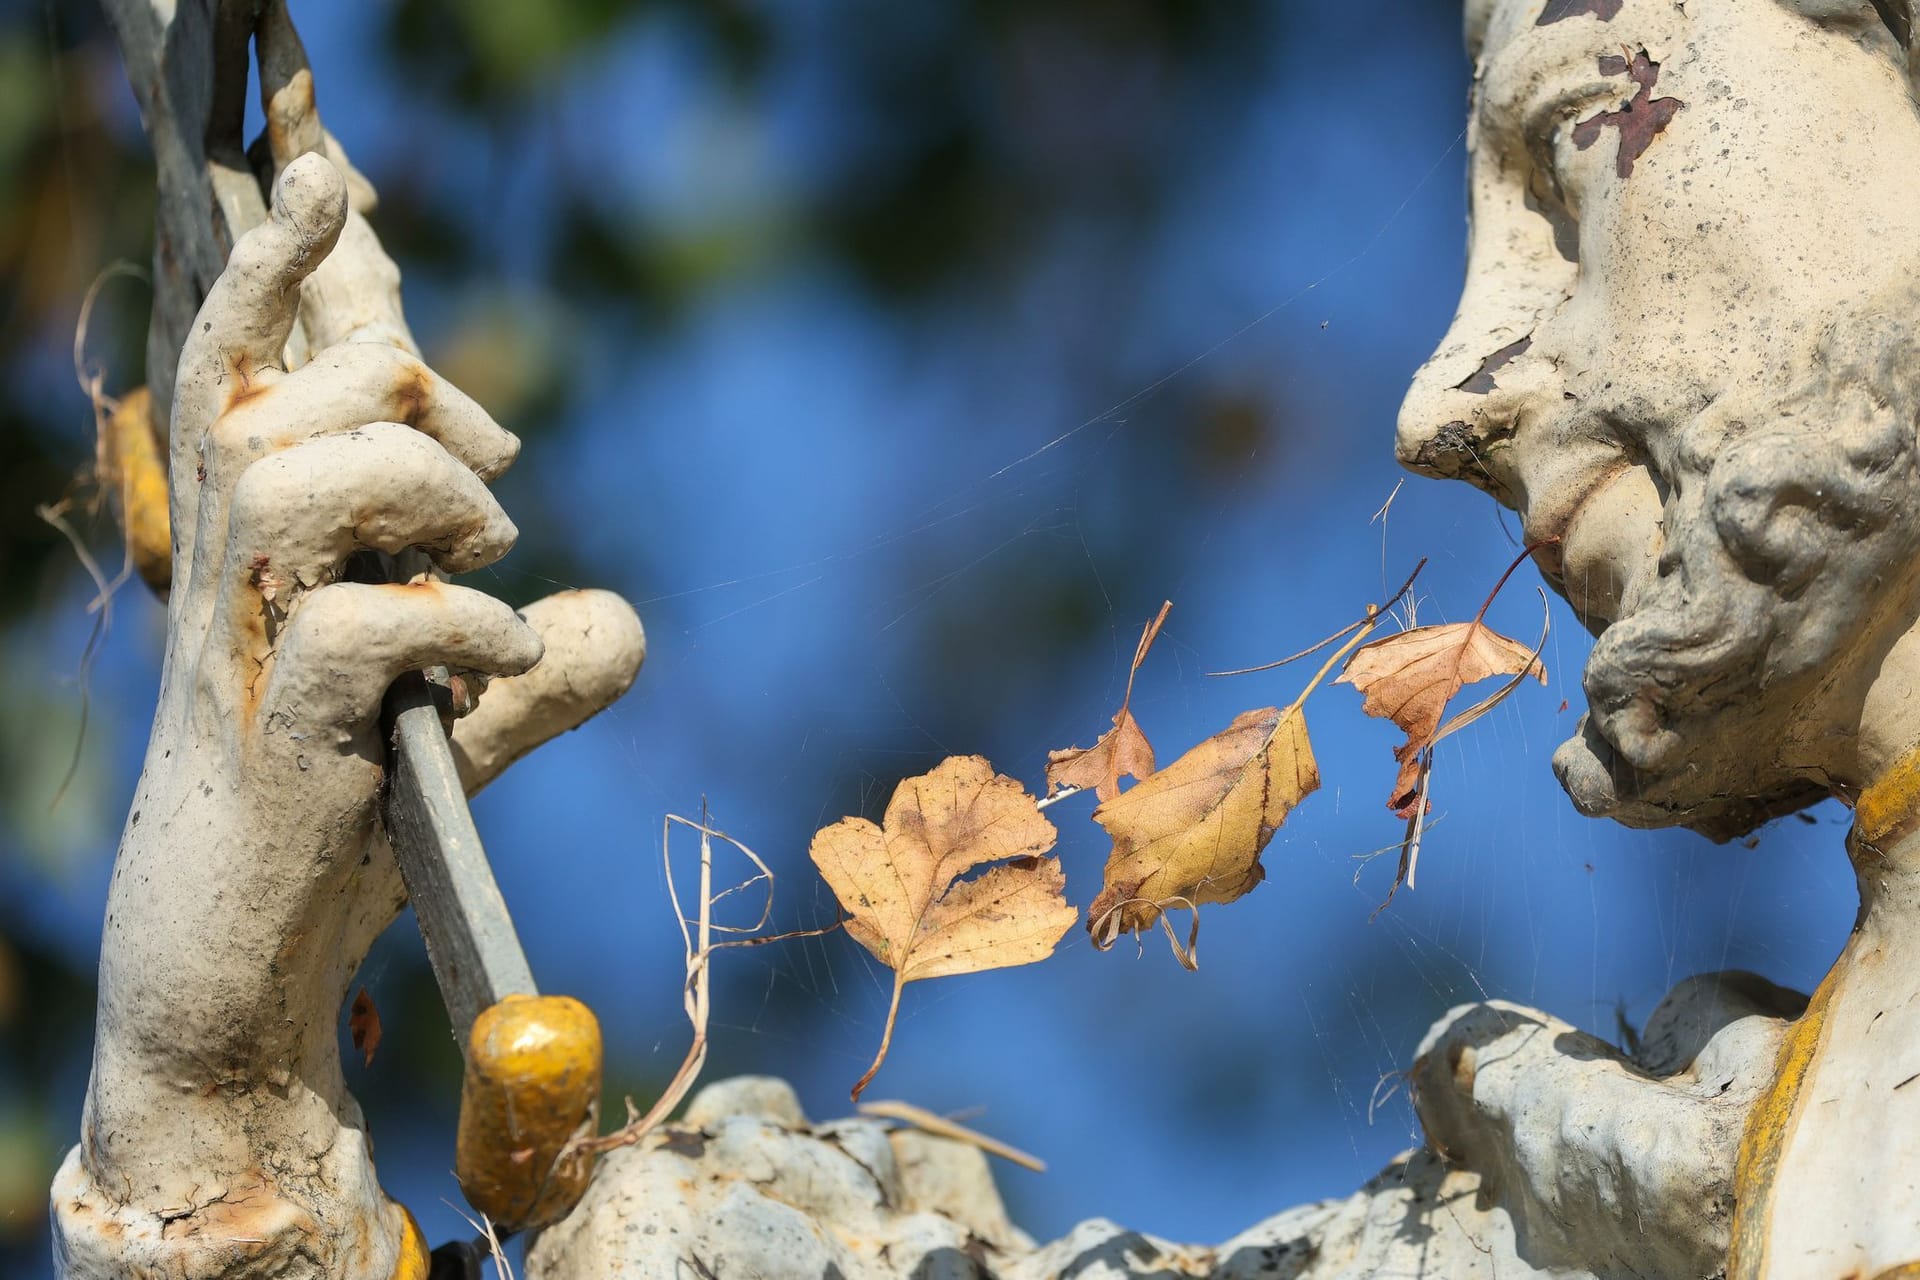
[1288,616,1383,715]
[1121,600,1173,710]
[852,972,906,1103]
[1206,617,1367,678]
[1472,542,1555,627]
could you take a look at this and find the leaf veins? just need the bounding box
[1088,704,1319,961]
[810,755,1076,1100]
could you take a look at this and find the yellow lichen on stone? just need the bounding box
[456,993,602,1231]
[1728,953,1841,1279]
[1855,743,1920,849]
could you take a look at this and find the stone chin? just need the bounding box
[1551,310,1920,840]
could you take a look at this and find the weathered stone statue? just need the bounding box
[540,0,1920,1274]
[53,0,1920,1276]
[1404,0,1920,1274]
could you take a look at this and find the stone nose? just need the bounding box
[1395,327,1544,503]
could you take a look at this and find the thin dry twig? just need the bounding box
[563,809,840,1165]
[1206,559,1425,677]
[40,264,149,813]
[1372,756,1434,919]
[856,1099,1047,1173]
[440,1200,515,1280]
[1367,1069,1410,1125]
[36,502,118,814]
[1370,478,1405,526]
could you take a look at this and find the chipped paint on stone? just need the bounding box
[1572,51,1683,178]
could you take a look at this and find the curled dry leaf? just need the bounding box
[1046,601,1171,803]
[349,986,382,1068]
[1088,704,1319,951]
[810,755,1076,1100]
[1338,620,1545,817]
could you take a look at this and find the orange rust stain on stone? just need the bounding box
[222,353,272,414]
[391,363,431,428]
[232,578,275,726]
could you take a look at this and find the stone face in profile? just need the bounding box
[1399,0,1920,837]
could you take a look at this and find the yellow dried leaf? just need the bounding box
[810,755,1076,1099]
[1088,704,1319,951]
[1046,601,1170,803]
[98,384,171,596]
[1337,621,1544,815]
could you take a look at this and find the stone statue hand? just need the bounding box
[53,151,643,1279]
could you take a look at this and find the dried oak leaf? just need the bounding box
[1046,601,1170,803]
[349,986,382,1068]
[1088,704,1319,951]
[810,755,1076,1100]
[1337,622,1545,816]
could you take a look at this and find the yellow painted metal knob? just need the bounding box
[455,993,602,1231]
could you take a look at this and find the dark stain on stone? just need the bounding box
[1870,0,1912,48]
[657,1129,709,1159]
[1455,336,1533,394]
[1573,50,1683,178]
[1537,0,1622,24]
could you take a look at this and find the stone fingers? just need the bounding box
[189,338,521,684]
[1410,975,1799,1280]
[215,341,520,483]
[451,590,648,795]
[255,0,409,357]
[222,423,516,595]
[259,581,542,740]
[255,0,378,215]
[172,153,346,470]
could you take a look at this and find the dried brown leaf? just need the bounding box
[810,755,1076,1099]
[1047,709,1155,805]
[349,986,382,1068]
[1046,602,1170,803]
[1088,704,1319,950]
[1337,621,1545,816]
